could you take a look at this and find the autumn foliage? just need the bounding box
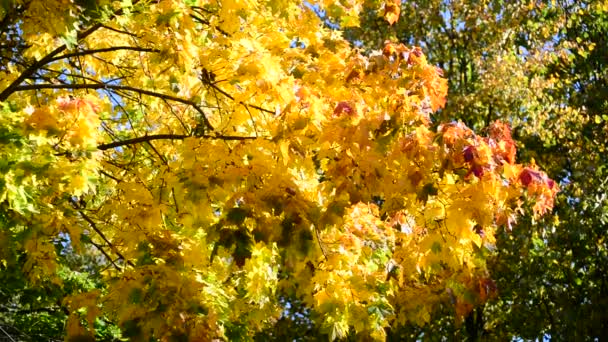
[0,0,556,340]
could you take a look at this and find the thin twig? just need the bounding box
[73,203,135,268]
[206,81,275,115]
[314,226,328,260]
[243,103,259,137]
[0,325,16,342]
[100,24,140,37]
[89,239,123,271]
[99,169,122,183]
[146,141,168,166]
[171,187,179,213]
[190,13,231,37]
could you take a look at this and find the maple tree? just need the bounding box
[0,0,557,340]
[346,0,607,340]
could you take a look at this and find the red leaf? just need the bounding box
[472,165,484,177]
[519,167,542,186]
[463,146,476,163]
[333,101,355,117]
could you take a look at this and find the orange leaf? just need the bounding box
[384,0,401,25]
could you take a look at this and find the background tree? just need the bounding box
[346,0,607,339]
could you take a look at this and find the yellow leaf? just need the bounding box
[280,140,290,165]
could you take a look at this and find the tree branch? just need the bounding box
[99,169,122,183]
[0,324,17,342]
[88,239,123,272]
[98,134,186,150]
[11,83,215,131]
[314,226,328,261]
[99,24,140,37]
[97,133,258,151]
[0,0,142,102]
[190,13,231,37]
[72,201,135,269]
[47,46,160,63]
[205,81,275,115]
[0,23,102,101]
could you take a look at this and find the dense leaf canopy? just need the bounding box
[346,0,608,340]
[0,0,573,341]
